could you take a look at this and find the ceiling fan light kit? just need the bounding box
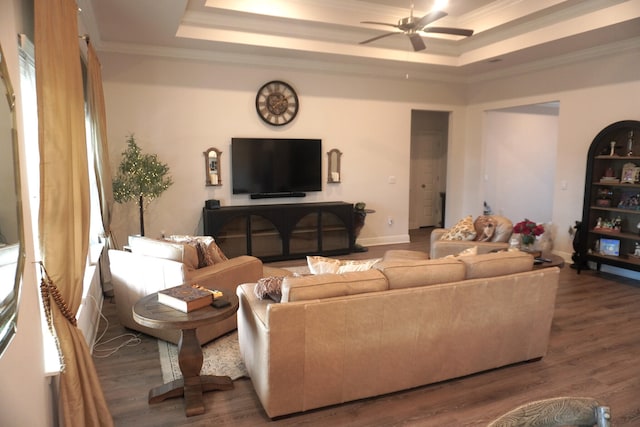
[359,3,473,52]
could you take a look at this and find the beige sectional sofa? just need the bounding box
[430,215,514,259]
[236,250,560,418]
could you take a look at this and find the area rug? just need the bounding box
[158,331,247,383]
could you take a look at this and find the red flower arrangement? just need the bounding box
[513,219,545,246]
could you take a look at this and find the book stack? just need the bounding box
[158,283,223,313]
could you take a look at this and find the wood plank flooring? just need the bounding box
[94,230,640,426]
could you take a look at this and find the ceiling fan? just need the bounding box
[359,2,474,52]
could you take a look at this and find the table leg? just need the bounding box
[148,328,234,417]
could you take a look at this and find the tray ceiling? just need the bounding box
[78,0,640,81]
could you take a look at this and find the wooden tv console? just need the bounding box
[202,202,354,262]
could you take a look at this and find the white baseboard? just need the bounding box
[356,234,411,247]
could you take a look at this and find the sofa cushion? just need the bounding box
[306,255,381,274]
[458,251,533,279]
[281,269,388,302]
[376,258,466,290]
[440,215,477,241]
[128,236,200,271]
[382,249,429,261]
[474,215,513,243]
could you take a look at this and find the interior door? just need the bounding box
[409,131,444,229]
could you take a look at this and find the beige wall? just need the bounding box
[100,45,640,262]
[464,45,640,259]
[100,52,468,249]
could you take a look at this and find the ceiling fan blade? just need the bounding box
[414,10,448,29]
[408,33,426,51]
[359,31,401,45]
[422,27,474,37]
[360,21,400,29]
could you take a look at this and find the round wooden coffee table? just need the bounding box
[132,292,239,417]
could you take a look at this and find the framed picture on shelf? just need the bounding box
[600,238,620,256]
[620,162,639,183]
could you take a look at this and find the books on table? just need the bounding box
[157,283,223,313]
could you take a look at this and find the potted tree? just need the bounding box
[112,134,173,236]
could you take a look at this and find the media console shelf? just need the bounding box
[203,202,354,262]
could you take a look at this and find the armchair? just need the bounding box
[430,215,513,259]
[108,236,266,345]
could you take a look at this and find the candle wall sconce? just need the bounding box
[327,148,342,183]
[204,147,222,186]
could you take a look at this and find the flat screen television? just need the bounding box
[231,138,322,198]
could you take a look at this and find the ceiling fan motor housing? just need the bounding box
[398,16,418,31]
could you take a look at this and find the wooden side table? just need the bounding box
[533,253,565,269]
[132,292,239,417]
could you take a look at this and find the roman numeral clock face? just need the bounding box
[255,80,299,126]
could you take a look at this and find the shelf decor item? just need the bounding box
[513,219,545,248]
[617,191,640,210]
[599,238,620,256]
[620,162,638,183]
[112,134,174,236]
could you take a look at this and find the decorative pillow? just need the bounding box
[166,235,227,266]
[207,240,228,263]
[474,215,513,242]
[440,215,477,241]
[254,276,285,302]
[306,256,341,274]
[476,221,495,242]
[307,256,382,275]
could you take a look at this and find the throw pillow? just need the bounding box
[476,220,495,242]
[167,235,228,266]
[440,215,477,241]
[254,276,284,302]
[307,255,382,275]
[474,215,513,242]
[208,240,229,263]
[166,235,212,268]
[306,256,341,274]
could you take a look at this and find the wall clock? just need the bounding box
[255,80,299,126]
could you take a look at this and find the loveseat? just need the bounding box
[236,250,559,418]
[430,214,514,258]
[109,235,288,344]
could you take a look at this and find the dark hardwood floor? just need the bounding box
[94,229,640,426]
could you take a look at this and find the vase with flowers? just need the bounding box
[513,219,545,250]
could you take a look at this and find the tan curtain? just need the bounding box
[35,0,114,426]
[87,41,115,292]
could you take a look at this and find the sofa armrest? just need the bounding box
[109,249,187,333]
